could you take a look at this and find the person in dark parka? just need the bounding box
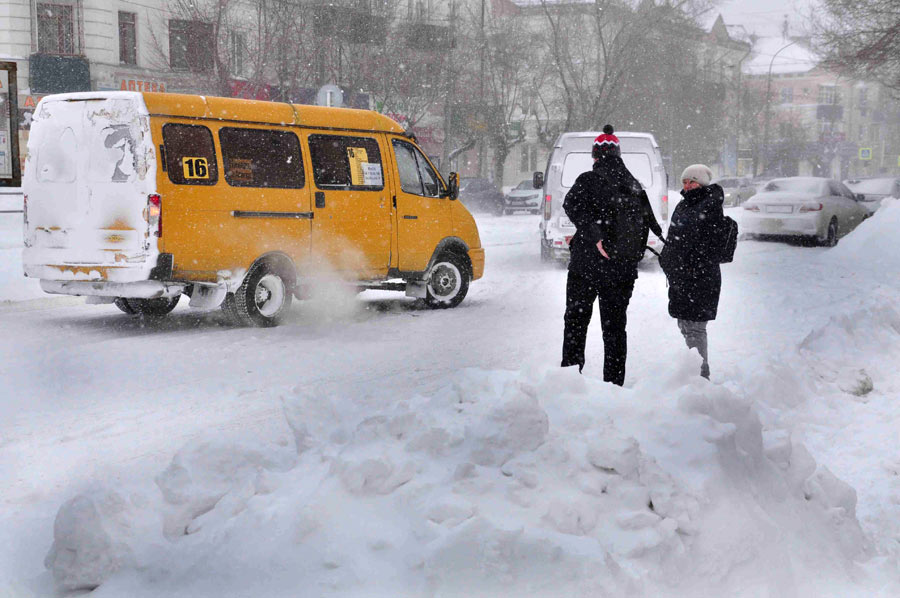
[561,125,663,386]
[659,164,725,379]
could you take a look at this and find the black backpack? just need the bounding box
[717,215,739,264]
[611,192,647,263]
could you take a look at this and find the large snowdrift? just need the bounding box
[45,357,886,598]
[826,198,900,275]
[33,195,900,597]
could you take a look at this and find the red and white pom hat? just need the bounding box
[592,124,620,157]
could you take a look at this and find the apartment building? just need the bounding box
[746,37,900,179]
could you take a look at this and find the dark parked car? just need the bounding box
[843,177,900,214]
[713,176,756,206]
[504,179,542,215]
[459,177,505,215]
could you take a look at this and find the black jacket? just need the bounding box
[660,184,726,321]
[563,156,663,283]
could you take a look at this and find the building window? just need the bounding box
[169,19,215,72]
[119,12,137,65]
[228,31,245,77]
[779,87,793,104]
[37,3,76,55]
[817,85,837,105]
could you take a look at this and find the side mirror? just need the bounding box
[856,193,865,202]
[532,171,544,189]
[447,172,460,200]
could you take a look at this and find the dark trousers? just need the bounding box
[561,269,636,386]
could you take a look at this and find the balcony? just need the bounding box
[311,5,387,45]
[816,104,844,122]
[29,53,90,94]
[406,21,454,50]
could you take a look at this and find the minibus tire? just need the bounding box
[234,262,293,327]
[125,296,180,317]
[114,297,136,315]
[424,252,469,309]
[221,293,246,326]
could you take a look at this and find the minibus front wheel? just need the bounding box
[424,252,470,309]
[227,260,294,327]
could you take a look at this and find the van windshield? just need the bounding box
[561,152,654,189]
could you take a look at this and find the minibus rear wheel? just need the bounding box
[233,261,293,327]
[424,252,470,309]
[114,297,136,314]
[122,296,180,317]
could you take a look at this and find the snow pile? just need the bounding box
[45,361,878,597]
[826,198,900,275]
[799,305,900,399]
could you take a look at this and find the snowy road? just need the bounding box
[2,208,900,596]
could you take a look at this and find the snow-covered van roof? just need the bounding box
[38,91,407,135]
[141,92,406,134]
[556,131,659,148]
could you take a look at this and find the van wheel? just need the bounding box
[424,252,469,309]
[540,243,551,262]
[125,296,180,316]
[233,262,293,327]
[114,297,136,314]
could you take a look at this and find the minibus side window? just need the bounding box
[308,134,384,191]
[392,140,424,196]
[414,148,441,198]
[219,128,305,189]
[392,139,442,198]
[162,123,218,186]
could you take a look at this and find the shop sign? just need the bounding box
[120,79,167,93]
[17,94,46,130]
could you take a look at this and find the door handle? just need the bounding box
[315,191,325,208]
[403,215,418,220]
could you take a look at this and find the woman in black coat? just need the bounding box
[659,164,726,379]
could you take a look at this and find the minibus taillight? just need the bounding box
[661,195,668,221]
[543,194,552,220]
[148,194,162,237]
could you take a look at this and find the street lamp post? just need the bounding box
[729,48,751,176]
[758,40,797,177]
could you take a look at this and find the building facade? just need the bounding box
[5,0,856,190]
[746,37,900,179]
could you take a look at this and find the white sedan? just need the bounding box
[742,177,869,246]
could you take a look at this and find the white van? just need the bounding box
[537,131,669,262]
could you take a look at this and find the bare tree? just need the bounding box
[481,10,535,184]
[813,0,900,93]
[145,0,284,98]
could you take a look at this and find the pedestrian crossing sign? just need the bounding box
[859,147,872,160]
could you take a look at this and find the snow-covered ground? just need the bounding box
[1,203,899,597]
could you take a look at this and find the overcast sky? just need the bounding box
[713,0,819,37]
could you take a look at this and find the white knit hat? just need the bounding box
[680,164,713,186]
